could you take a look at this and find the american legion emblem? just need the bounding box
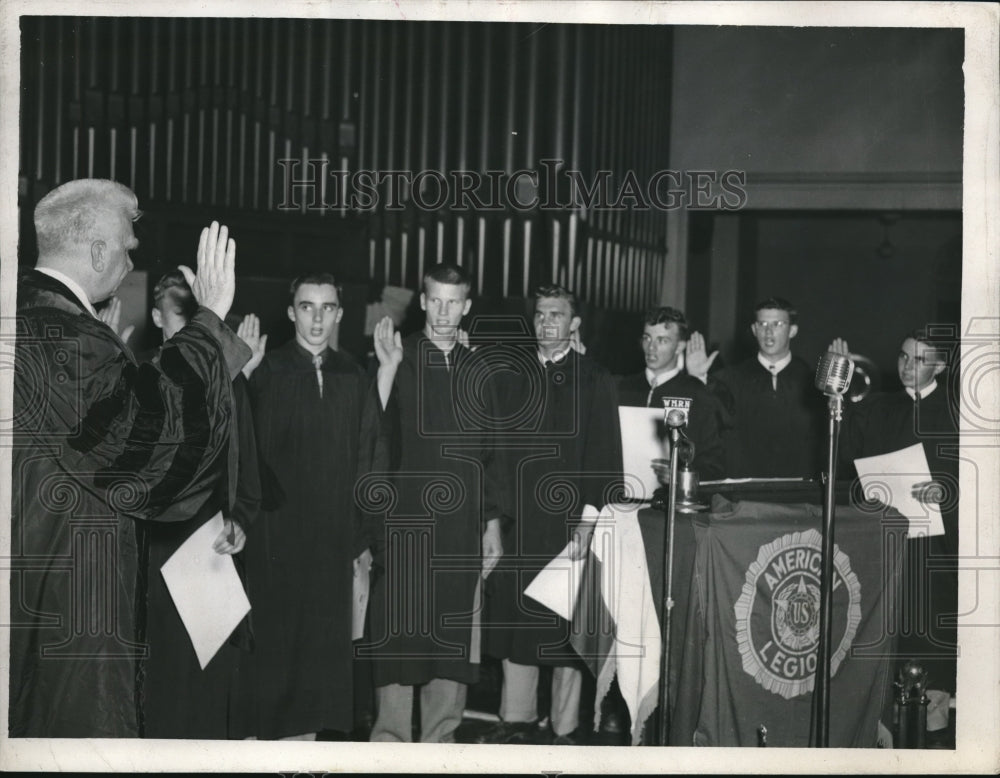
[734,528,862,699]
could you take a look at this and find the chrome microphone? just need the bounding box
[665,408,687,429]
[815,351,855,397]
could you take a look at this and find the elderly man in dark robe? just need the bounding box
[10,179,249,737]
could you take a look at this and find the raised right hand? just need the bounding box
[685,331,718,380]
[237,313,268,378]
[373,316,403,369]
[178,221,236,322]
[828,337,850,356]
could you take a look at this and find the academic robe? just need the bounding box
[617,371,727,480]
[235,340,377,738]
[364,333,505,688]
[708,356,825,479]
[10,270,250,738]
[840,386,959,692]
[484,347,624,667]
[141,374,261,739]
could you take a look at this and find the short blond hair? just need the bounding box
[34,179,139,255]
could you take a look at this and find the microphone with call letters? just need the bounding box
[811,349,853,748]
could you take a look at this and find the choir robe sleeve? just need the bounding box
[478,372,512,533]
[357,373,400,556]
[580,365,625,516]
[246,357,289,513]
[837,398,864,478]
[226,373,262,528]
[14,305,251,522]
[352,373,386,557]
[704,369,738,432]
[687,388,727,480]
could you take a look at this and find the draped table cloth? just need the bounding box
[571,495,905,747]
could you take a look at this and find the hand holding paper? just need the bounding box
[854,443,946,538]
[212,518,245,554]
[524,505,601,620]
[911,479,947,504]
[160,513,252,669]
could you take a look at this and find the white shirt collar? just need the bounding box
[538,345,572,366]
[905,380,938,401]
[35,267,98,317]
[645,365,681,389]
[758,351,793,374]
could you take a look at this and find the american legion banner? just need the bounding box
[671,498,907,747]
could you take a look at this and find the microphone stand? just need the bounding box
[657,425,681,746]
[812,392,844,748]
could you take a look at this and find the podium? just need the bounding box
[574,491,906,747]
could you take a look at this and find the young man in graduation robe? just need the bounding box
[685,297,825,478]
[10,179,250,737]
[831,330,959,698]
[479,284,624,745]
[364,264,505,743]
[236,273,379,740]
[617,306,727,481]
[140,271,260,739]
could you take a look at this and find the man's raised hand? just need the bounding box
[237,313,268,378]
[374,316,403,410]
[828,337,850,357]
[374,316,403,369]
[685,331,718,381]
[178,221,236,322]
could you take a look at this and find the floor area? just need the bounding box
[323,655,955,748]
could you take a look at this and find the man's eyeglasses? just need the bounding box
[755,320,789,331]
[898,352,941,366]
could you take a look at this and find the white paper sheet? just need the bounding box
[524,505,599,620]
[160,512,252,669]
[619,406,668,502]
[854,442,946,538]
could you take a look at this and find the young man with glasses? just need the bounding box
[685,297,824,478]
[830,329,959,705]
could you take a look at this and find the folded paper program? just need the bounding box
[854,443,945,537]
[160,513,252,669]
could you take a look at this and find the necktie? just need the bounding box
[768,363,777,390]
[312,353,324,398]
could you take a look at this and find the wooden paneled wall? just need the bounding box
[19,17,673,311]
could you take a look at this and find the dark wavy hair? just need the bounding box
[643,306,688,340]
[533,284,579,317]
[152,269,198,323]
